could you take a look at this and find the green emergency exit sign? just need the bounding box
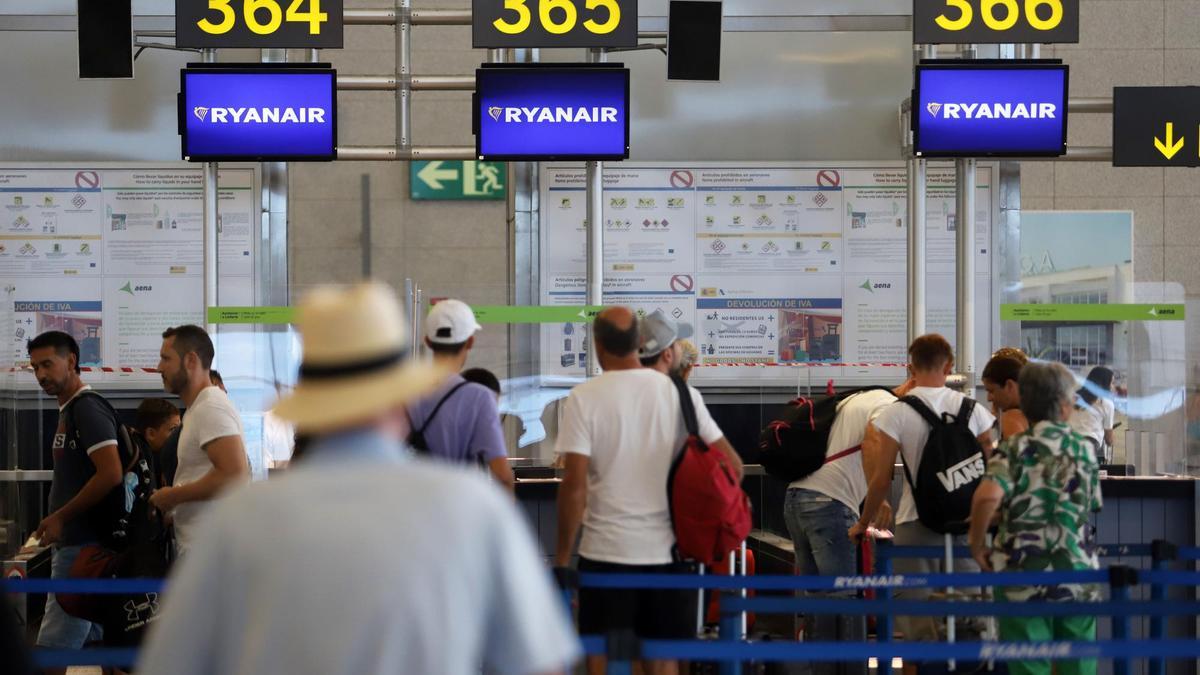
[410,160,506,200]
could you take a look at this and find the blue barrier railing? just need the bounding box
[11,539,1197,673]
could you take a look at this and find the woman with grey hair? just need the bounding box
[967,361,1103,675]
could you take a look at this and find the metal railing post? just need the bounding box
[1149,540,1178,675]
[877,539,895,675]
[1109,565,1138,675]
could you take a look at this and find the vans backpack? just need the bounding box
[667,375,752,565]
[758,387,890,483]
[898,396,985,535]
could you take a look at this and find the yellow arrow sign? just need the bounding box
[1154,122,1185,160]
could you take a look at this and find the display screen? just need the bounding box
[668,1,722,81]
[475,66,630,161]
[78,0,133,79]
[180,66,337,162]
[914,63,1068,157]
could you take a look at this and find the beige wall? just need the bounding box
[290,0,511,374]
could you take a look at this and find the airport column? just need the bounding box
[202,47,219,332]
[585,48,606,377]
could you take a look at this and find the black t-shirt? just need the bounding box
[158,426,181,486]
[49,388,119,546]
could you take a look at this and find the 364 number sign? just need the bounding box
[176,0,344,48]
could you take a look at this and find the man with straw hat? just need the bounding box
[139,283,580,675]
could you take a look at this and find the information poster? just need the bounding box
[539,163,994,385]
[3,167,255,382]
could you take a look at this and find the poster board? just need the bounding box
[2,165,257,385]
[538,162,996,386]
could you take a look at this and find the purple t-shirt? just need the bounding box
[407,375,508,464]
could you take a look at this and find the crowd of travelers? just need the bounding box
[6,282,1115,675]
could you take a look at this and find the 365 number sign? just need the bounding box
[473,0,637,48]
[912,0,1079,44]
[176,0,344,48]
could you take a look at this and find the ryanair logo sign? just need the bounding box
[925,102,1058,120]
[192,107,328,124]
[487,106,620,123]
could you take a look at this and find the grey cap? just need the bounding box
[638,309,694,358]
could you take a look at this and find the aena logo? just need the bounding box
[926,101,1057,120]
[192,107,327,124]
[488,106,619,123]
[120,282,152,296]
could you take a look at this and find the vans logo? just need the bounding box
[490,106,620,123]
[927,102,1057,119]
[935,453,985,492]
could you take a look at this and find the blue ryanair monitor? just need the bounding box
[914,62,1069,158]
[475,65,630,161]
[180,65,337,162]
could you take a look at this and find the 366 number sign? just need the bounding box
[912,0,1079,44]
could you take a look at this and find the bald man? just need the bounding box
[555,307,742,675]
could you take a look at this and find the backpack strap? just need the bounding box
[900,395,943,428]
[415,381,471,435]
[671,374,699,438]
[954,397,976,430]
[66,391,137,470]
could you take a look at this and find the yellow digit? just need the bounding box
[197,0,236,34]
[540,0,577,34]
[244,0,284,34]
[583,0,620,34]
[934,0,973,31]
[981,0,1020,30]
[493,0,532,34]
[1024,0,1063,30]
[286,0,329,34]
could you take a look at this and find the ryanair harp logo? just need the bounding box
[926,102,942,118]
[488,106,503,122]
[193,107,210,122]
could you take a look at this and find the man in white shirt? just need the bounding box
[148,324,249,554]
[555,306,743,675]
[784,379,913,675]
[139,283,579,675]
[853,333,995,645]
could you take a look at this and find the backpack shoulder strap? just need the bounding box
[671,374,699,438]
[955,397,977,430]
[900,395,943,428]
[71,391,140,471]
[416,381,471,434]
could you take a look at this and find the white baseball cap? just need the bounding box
[425,299,483,344]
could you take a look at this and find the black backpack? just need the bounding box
[758,387,891,483]
[898,396,985,535]
[64,392,161,551]
[407,381,470,454]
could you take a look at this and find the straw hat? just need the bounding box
[272,283,449,433]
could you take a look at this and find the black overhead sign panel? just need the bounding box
[473,0,638,48]
[176,0,344,49]
[1113,87,1200,168]
[912,0,1079,44]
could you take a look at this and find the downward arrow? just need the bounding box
[416,161,459,190]
[1154,122,1185,160]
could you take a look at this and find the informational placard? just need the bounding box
[1112,87,1200,168]
[176,0,344,49]
[914,63,1068,158]
[539,163,995,385]
[912,0,1079,44]
[475,66,630,161]
[472,0,637,48]
[180,66,337,162]
[2,166,256,382]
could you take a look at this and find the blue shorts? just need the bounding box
[36,544,103,649]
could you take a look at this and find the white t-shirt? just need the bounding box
[1068,396,1115,454]
[173,385,247,550]
[789,389,897,515]
[555,369,724,565]
[873,386,996,525]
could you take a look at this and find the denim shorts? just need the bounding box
[36,544,103,649]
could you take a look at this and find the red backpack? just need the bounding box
[667,375,752,565]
